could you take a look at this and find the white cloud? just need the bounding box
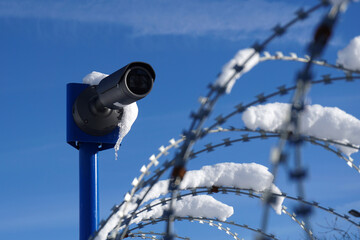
[0,0,314,40]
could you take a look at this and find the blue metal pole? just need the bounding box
[79,142,99,240]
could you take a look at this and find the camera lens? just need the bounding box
[126,67,153,96]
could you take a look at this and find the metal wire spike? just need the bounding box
[215,115,226,125]
[205,143,215,152]
[277,85,288,95]
[295,8,308,19]
[273,25,286,36]
[256,93,267,103]
[235,103,245,112]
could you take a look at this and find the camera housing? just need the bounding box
[72,62,155,136]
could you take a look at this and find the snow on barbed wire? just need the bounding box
[95,162,282,240]
[95,196,233,240]
[214,48,260,94]
[242,103,360,157]
[133,195,234,224]
[337,35,360,72]
[134,162,284,214]
[83,71,138,159]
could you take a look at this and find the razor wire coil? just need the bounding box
[90,1,359,239]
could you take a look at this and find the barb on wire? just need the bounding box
[281,206,314,238]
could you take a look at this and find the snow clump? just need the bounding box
[134,162,284,215]
[214,48,260,94]
[337,36,360,71]
[133,195,234,223]
[242,103,360,157]
[83,71,138,158]
[113,103,138,158]
[83,71,109,85]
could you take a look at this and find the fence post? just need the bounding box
[67,83,119,240]
[79,142,99,240]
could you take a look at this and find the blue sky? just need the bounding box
[1,0,360,239]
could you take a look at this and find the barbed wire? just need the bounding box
[92,72,359,240]
[258,2,347,238]
[123,187,360,230]
[205,74,360,139]
[98,185,360,239]
[114,130,359,237]
[117,187,359,239]
[128,232,189,240]
[259,51,360,75]
[281,206,315,239]
[164,1,329,239]
[90,2,360,239]
[129,217,277,240]
[128,129,360,207]
[174,217,243,240]
[208,127,360,151]
[201,127,360,172]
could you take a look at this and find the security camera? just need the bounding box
[73,62,155,136]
